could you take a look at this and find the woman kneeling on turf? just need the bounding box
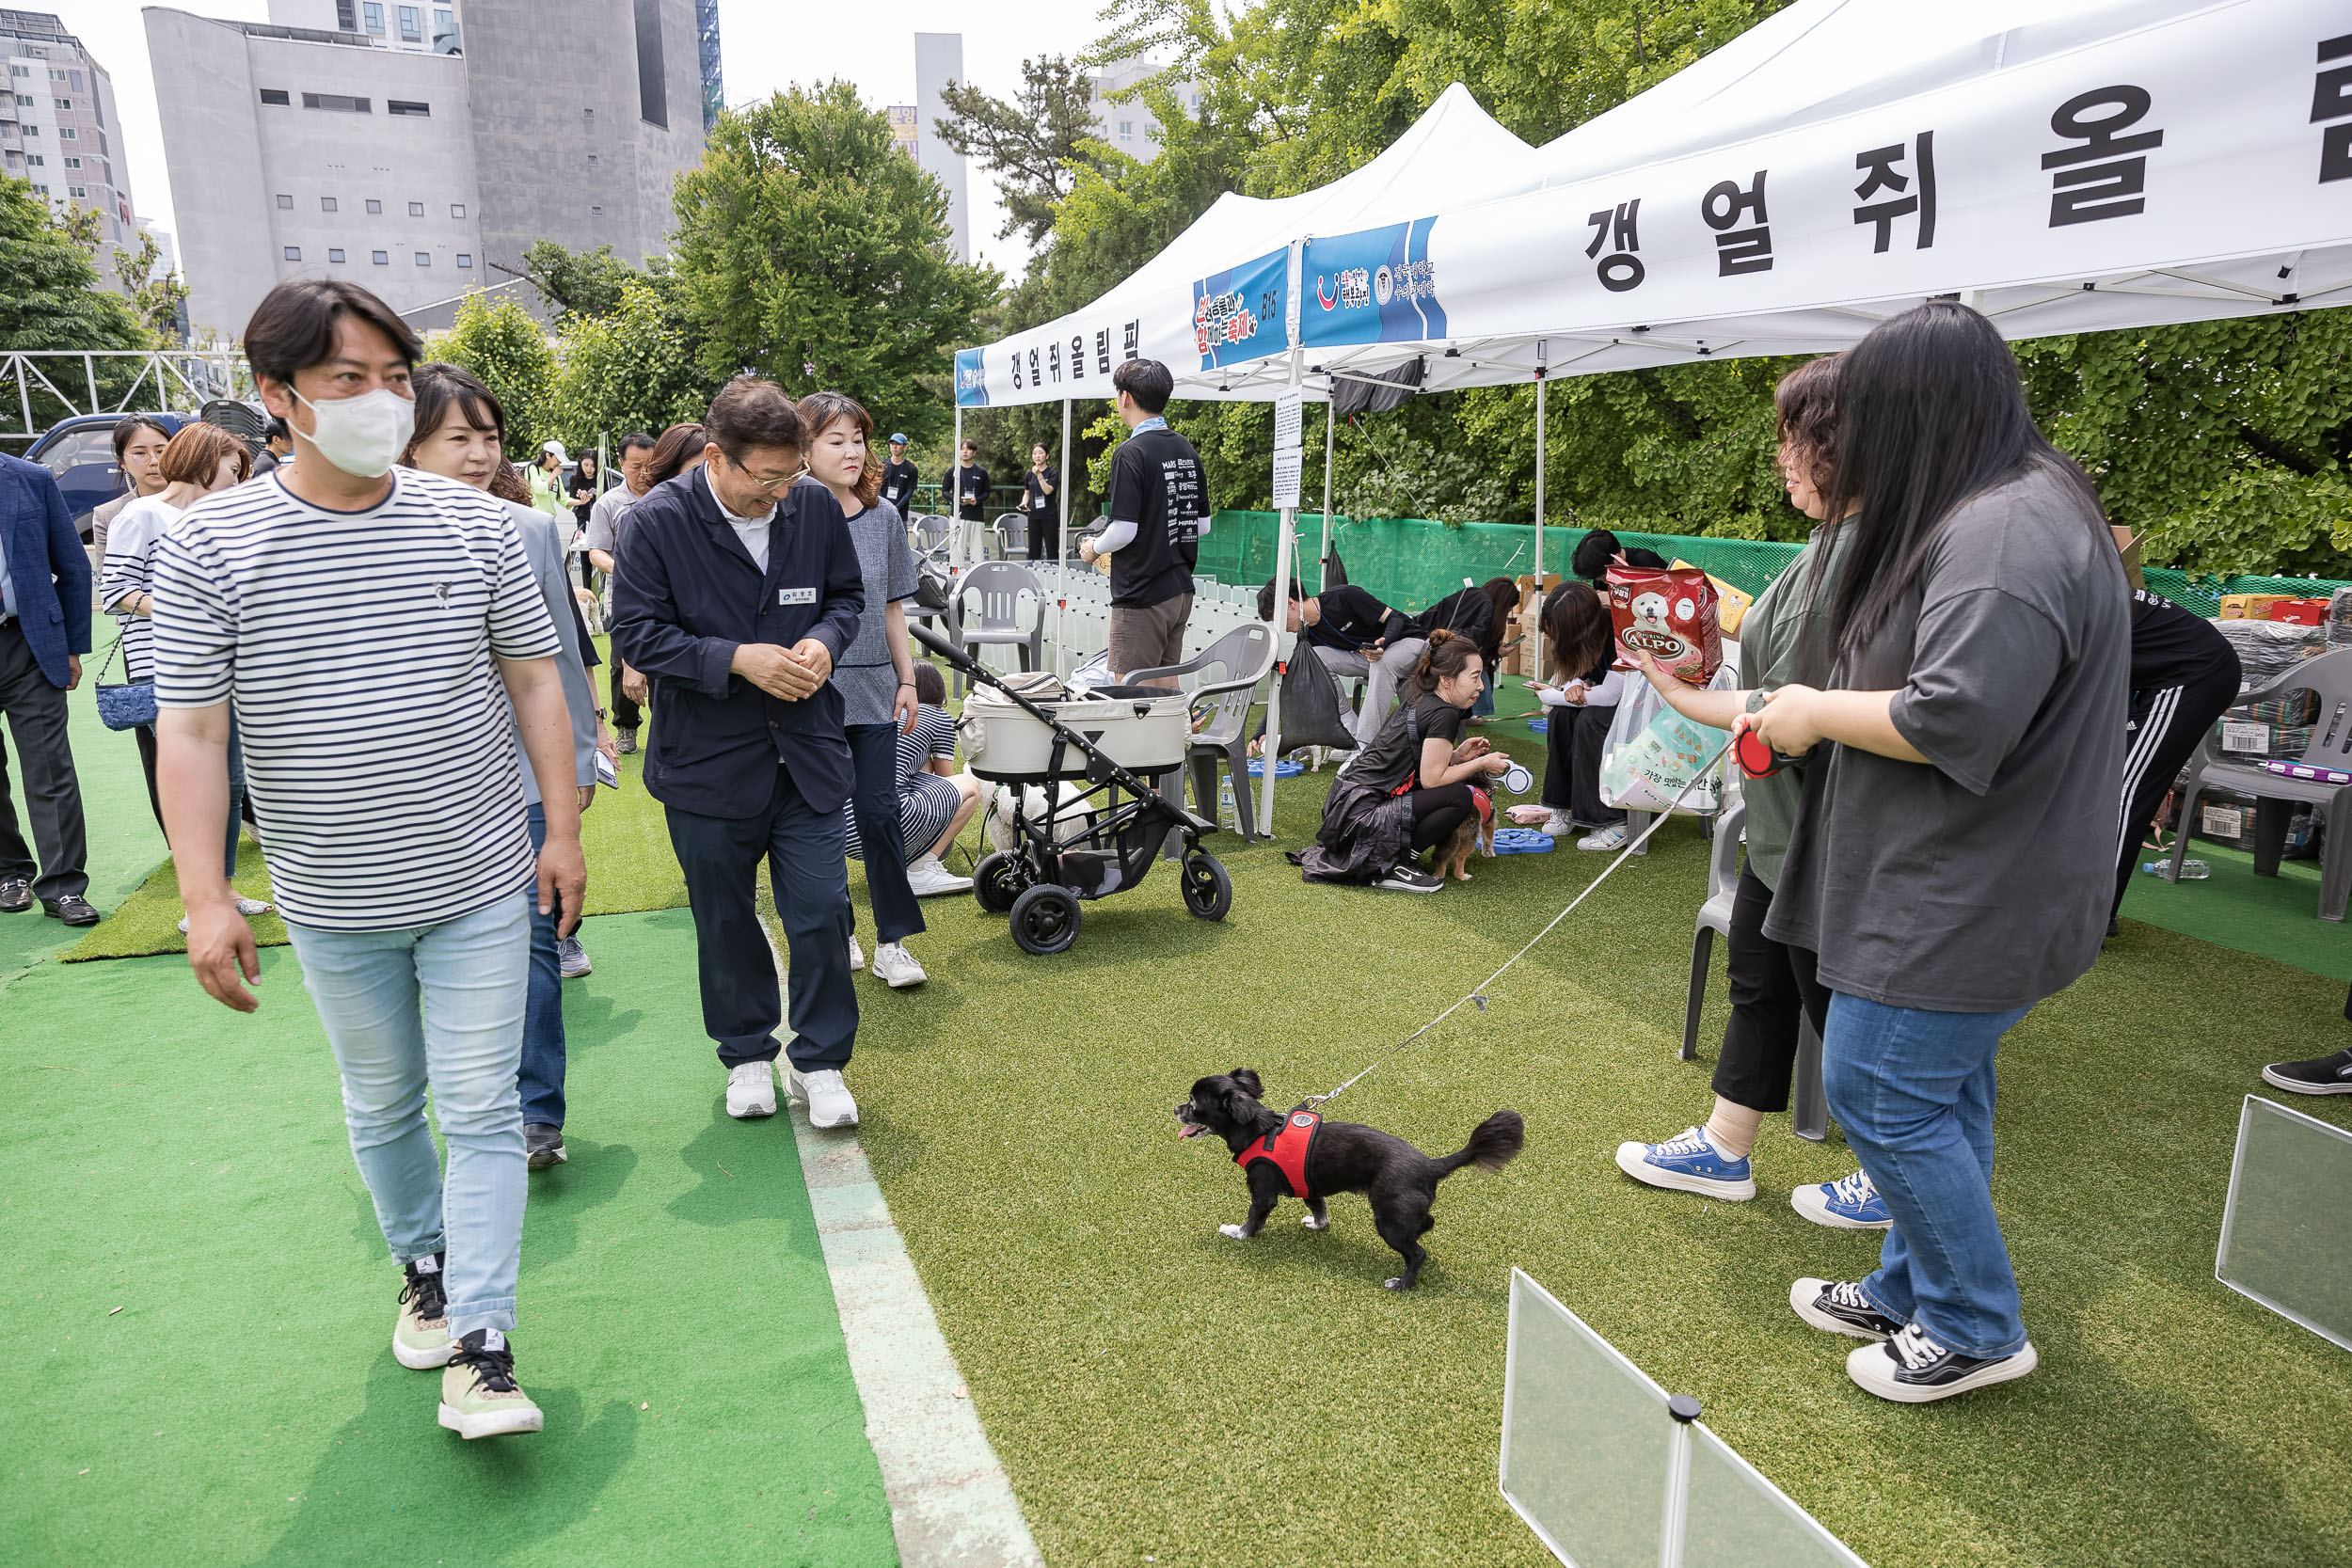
[1299,630,1511,893]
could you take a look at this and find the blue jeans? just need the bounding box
[283,894,532,1338]
[518,804,565,1128]
[845,721,925,945]
[1821,990,2034,1358]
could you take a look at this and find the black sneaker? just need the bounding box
[1375,864,1444,894]
[40,895,99,926]
[525,1122,567,1169]
[0,877,29,913]
[1848,1323,2037,1403]
[1789,1277,1904,1341]
[2262,1046,2352,1095]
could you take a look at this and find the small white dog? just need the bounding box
[983,783,1100,853]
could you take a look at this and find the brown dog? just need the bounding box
[1432,800,1496,882]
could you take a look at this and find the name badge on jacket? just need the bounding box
[778,587,817,606]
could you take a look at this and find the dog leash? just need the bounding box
[1299,734,1736,1116]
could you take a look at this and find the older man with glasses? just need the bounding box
[609,375,869,1131]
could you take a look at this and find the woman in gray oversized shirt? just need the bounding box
[1752,304,2129,1406]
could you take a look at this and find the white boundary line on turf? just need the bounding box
[763,925,1043,1568]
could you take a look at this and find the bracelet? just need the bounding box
[898,680,917,689]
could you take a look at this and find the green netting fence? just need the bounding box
[1197,512,2348,619]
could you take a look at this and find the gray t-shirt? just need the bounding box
[834,497,918,727]
[1737,517,1853,892]
[1763,461,2129,1012]
[583,482,644,561]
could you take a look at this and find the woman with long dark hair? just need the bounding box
[1526,579,1620,835]
[798,388,959,991]
[1755,303,2128,1403]
[90,415,170,561]
[644,421,707,486]
[1610,356,1872,1219]
[1299,628,1513,892]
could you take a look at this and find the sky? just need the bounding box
[63,0,1123,281]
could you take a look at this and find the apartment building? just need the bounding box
[1089,59,1199,163]
[0,9,136,277]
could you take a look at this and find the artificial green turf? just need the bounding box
[0,911,896,1567]
[57,727,686,963]
[819,723,2352,1568]
[2122,839,2347,982]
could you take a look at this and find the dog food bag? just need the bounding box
[1606,564,1723,686]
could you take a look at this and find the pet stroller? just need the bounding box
[911,626,1231,955]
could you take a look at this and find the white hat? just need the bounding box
[541,439,570,464]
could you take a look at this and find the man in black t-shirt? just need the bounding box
[1257,577,1407,735]
[1082,359,1205,685]
[878,434,919,516]
[949,440,990,522]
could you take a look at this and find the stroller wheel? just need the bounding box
[973,850,1028,915]
[1180,853,1232,921]
[1009,884,1082,956]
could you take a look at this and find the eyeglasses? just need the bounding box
[723,449,798,494]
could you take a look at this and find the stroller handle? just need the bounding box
[910,625,979,672]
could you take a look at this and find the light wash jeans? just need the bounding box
[284,893,532,1338]
[1822,990,2035,1358]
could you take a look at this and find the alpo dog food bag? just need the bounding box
[1607,564,1723,686]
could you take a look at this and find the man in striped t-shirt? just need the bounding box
[151,280,584,1442]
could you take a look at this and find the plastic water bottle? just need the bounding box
[2143,859,2210,879]
[1219,772,1237,830]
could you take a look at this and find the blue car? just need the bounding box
[26,411,194,540]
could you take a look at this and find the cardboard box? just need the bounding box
[2219,594,2294,619]
[2265,598,2328,626]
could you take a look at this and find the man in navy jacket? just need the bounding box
[0,451,97,924]
[611,377,868,1128]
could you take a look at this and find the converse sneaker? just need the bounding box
[1792,1168,1893,1229]
[2262,1045,2352,1095]
[1848,1323,2038,1403]
[787,1067,859,1129]
[1578,823,1630,851]
[1789,1277,1904,1342]
[724,1060,777,1119]
[848,931,866,972]
[393,1254,454,1370]
[1376,863,1444,894]
[437,1328,544,1438]
[869,941,926,989]
[906,855,975,896]
[1613,1126,1756,1200]
[557,936,591,978]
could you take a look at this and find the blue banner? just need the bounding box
[954,347,990,408]
[1300,219,1446,349]
[1192,246,1290,372]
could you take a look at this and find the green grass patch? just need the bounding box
[813,723,2352,1568]
[1,911,894,1567]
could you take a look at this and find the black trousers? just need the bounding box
[2113,665,2242,920]
[1406,782,1479,850]
[610,657,642,733]
[1026,514,1058,561]
[1571,703,1624,828]
[664,762,857,1072]
[1715,863,1831,1114]
[0,620,87,901]
[845,721,925,946]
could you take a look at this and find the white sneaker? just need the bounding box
[905,855,974,896]
[848,932,866,971]
[787,1067,860,1129]
[724,1060,777,1119]
[1579,823,1630,851]
[869,941,926,988]
[1541,811,1573,837]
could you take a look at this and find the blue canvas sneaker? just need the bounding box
[1613,1126,1756,1200]
[1792,1168,1893,1229]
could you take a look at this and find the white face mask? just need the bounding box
[292,386,416,479]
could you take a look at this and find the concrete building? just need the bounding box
[1089,59,1199,163]
[145,0,713,340]
[0,9,137,280]
[912,32,967,262]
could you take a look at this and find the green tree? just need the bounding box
[670,83,996,453]
[0,176,154,427]
[551,274,715,445]
[505,240,638,324]
[424,293,560,459]
[112,229,188,345]
[937,55,1116,248]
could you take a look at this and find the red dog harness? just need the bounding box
[1235,1110,1323,1199]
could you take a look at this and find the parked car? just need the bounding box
[27,412,194,541]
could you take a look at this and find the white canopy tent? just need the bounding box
[953,0,2352,831]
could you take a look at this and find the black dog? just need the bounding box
[1177,1069,1524,1290]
